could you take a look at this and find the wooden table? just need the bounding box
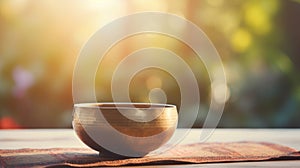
[1,129,300,167]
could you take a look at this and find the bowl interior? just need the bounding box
[74,102,176,109]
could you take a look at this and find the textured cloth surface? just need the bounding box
[0,142,299,167]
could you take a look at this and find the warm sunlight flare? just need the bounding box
[0,0,299,128]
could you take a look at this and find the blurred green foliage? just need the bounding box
[0,0,299,128]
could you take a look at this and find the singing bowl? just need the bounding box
[72,103,178,157]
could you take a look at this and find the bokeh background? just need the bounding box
[0,0,299,128]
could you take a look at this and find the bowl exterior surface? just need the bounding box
[73,103,178,157]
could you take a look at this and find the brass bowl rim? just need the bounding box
[74,102,176,110]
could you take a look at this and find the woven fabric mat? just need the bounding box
[1,142,300,167]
